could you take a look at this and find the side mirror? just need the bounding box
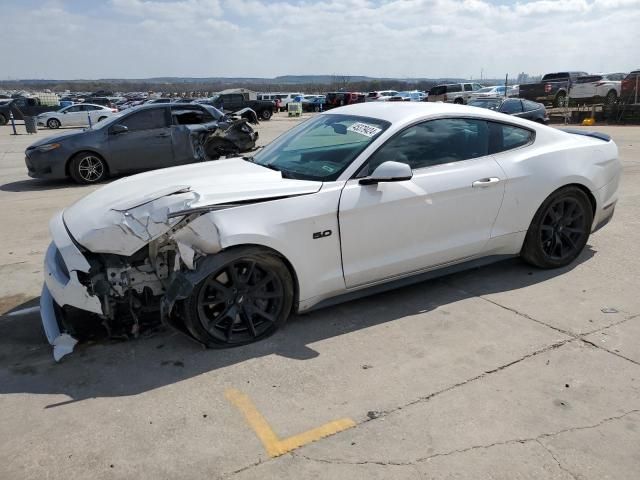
[111,124,128,135]
[359,161,413,185]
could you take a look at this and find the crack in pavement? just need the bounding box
[222,282,639,478]
[535,439,580,480]
[443,281,640,368]
[291,410,640,470]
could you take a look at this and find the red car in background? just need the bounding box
[621,70,640,103]
[325,92,365,109]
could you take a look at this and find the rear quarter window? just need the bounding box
[488,122,534,154]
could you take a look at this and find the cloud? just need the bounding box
[0,0,638,79]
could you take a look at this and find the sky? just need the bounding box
[1,0,639,80]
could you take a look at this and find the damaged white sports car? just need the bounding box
[41,103,621,360]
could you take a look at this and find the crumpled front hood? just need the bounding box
[63,158,322,255]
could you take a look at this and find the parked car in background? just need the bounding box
[469,85,518,100]
[84,96,117,108]
[300,95,326,112]
[37,104,117,129]
[325,92,363,108]
[519,72,587,107]
[0,97,59,125]
[570,73,626,105]
[208,91,276,120]
[427,83,483,104]
[145,98,173,104]
[366,90,398,102]
[25,103,257,184]
[39,102,621,358]
[389,91,427,102]
[620,70,640,104]
[468,97,548,124]
[274,93,302,112]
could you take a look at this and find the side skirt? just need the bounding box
[301,254,516,313]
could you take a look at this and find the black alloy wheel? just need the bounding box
[521,187,593,268]
[182,249,293,348]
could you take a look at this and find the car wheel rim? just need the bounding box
[196,259,284,344]
[539,198,586,261]
[78,156,104,182]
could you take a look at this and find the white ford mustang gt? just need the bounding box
[41,102,621,359]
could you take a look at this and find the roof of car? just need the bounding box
[324,101,516,124]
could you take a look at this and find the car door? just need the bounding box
[107,107,174,171]
[339,118,506,288]
[60,105,83,126]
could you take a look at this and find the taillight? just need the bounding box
[544,83,552,93]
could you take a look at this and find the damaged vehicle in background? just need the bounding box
[41,103,620,360]
[25,103,258,184]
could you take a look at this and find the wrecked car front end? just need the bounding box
[40,159,321,360]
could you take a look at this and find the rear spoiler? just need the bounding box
[559,128,611,142]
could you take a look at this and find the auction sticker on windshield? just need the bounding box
[347,122,382,137]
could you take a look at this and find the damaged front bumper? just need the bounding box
[41,212,104,361]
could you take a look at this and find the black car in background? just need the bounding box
[468,98,549,124]
[25,103,258,184]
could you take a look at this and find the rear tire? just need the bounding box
[605,90,617,105]
[260,109,272,121]
[454,98,463,104]
[69,152,107,184]
[521,186,593,269]
[0,113,6,126]
[97,116,107,122]
[47,118,61,129]
[181,247,293,348]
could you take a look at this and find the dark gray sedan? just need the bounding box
[25,103,258,184]
[468,98,549,124]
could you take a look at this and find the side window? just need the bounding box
[448,84,461,93]
[120,108,167,131]
[171,106,214,125]
[523,100,540,111]
[488,122,533,154]
[364,118,489,174]
[66,105,82,113]
[500,99,523,114]
[463,84,473,91]
[473,83,483,91]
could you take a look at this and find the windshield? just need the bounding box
[476,87,493,93]
[468,99,501,110]
[249,114,390,181]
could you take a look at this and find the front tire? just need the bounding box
[69,152,107,184]
[0,113,6,126]
[521,186,593,269]
[554,92,567,108]
[182,248,293,348]
[47,118,61,129]
[605,90,617,105]
[454,98,463,104]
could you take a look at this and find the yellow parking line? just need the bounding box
[225,388,356,458]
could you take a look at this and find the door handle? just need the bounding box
[472,177,501,188]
